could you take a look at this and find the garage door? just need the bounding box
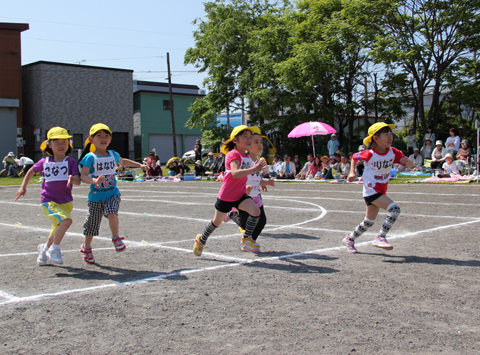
[149,134,182,165]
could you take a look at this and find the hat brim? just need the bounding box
[363,124,396,146]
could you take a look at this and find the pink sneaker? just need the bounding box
[80,244,95,264]
[343,236,357,254]
[112,236,126,252]
[372,237,393,250]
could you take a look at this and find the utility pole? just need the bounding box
[167,52,177,157]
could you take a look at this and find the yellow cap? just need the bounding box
[250,126,261,135]
[40,127,72,151]
[84,123,113,153]
[363,122,396,146]
[221,125,256,155]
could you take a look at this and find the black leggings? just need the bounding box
[230,205,266,241]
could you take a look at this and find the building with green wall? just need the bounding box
[133,80,205,164]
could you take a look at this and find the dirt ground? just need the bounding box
[0,180,479,354]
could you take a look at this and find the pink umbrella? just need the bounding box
[288,121,336,157]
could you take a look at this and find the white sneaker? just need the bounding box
[37,244,48,265]
[46,248,63,264]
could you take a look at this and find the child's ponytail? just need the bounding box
[79,142,92,162]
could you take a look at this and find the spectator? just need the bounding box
[168,160,181,178]
[146,151,155,167]
[193,139,202,162]
[329,156,339,170]
[17,154,34,175]
[338,154,351,179]
[406,128,416,156]
[424,126,435,143]
[409,147,424,170]
[194,160,206,177]
[430,140,446,170]
[203,152,215,171]
[277,154,295,179]
[259,157,270,178]
[212,154,225,175]
[439,153,459,177]
[293,155,302,174]
[327,134,340,156]
[445,128,460,156]
[456,139,472,161]
[307,155,322,179]
[147,158,162,177]
[270,155,282,177]
[335,146,344,156]
[420,137,434,159]
[296,154,314,179]
[2,151,16,177]
[178,160,190,176]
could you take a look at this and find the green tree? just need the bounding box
[371,0,480,136]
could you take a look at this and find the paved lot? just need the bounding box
[0,181,479,354]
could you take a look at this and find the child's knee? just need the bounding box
[61,218,72,227]
[387,203,401,216]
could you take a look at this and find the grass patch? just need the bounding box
[0,175,43,186]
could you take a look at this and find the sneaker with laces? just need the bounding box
[80,244,95,264]
[37,244,48,265]
[193,234,205,256]
[372,237,393,250]
[112,236,126,252]
[343,235,357,254]
[241,237,260,253]
[46,248,63,264]
[238,227,245,235]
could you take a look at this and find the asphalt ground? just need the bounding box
[0,181,479,354]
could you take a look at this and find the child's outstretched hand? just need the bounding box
[347,172,356,182]
[14,187,26,201]
[399,157,413,168]
[140,164,148,171]
[246,185,253,194]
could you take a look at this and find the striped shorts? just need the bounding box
[83,195,121,237]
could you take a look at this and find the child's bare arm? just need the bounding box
[119,157,148,171]
[230,159,265,178]
[68,174,82,187]
[14,168,36,201]
[80,166,105,185]
[347,159,357,182]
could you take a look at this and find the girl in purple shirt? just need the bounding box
[15,127,81,265]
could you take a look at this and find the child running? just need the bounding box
[14,127,81,265]
[225,126,275,251]
[79,123,147,264]
[193,125,266,256]
[343,122,413,253]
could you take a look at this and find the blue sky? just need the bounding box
[1,0,209,89]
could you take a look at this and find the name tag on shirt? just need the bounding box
[93,155,117,176]
[43,159,69,182]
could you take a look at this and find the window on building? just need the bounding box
[73,134,83,149]
[163,100,171,110]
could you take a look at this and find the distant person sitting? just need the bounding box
[194,160,206,177]
[430,140,446,170]
[355,145,366,176]
[147,158,162,178]
[277,154,295,179]
[17,154,34,175]
[438,153,459,178]
[409,147,424,170]
[270,155,282,177]
[203,152,215,171]
[420,137,434,159]
[293,155,302,174]
[178,160,190,176]
[337,154,351,179]
[296,154,313,179]
[456,139,472,161]
[2,152,16,177]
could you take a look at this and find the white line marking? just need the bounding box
[2,218,479,306]
[0,290,18,301]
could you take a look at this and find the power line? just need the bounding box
[0,16,192,37]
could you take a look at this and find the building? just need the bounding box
[133,80,205,164]
[0,22,29,157]
[22,61,134,161]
